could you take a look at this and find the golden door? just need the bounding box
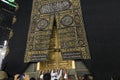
[37,26,75,70]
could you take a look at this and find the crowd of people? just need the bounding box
[14,68,93,80]
[39,69,93,80]
[38,68,93,80]
[39,68,68,80]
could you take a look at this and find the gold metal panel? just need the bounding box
[39,52,74,70]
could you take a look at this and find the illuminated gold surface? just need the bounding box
[37,26,74,69]
[38,52,74,70]
[24,0,91,69]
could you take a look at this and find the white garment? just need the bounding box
[40,74,43,79]
[64,73,68,79]
[51,69,62,80]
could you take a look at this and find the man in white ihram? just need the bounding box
[51,68,62,80]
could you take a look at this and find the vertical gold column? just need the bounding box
[37,62,40,71]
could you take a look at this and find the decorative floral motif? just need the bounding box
[37,19,49,30]
[61,15,73,26]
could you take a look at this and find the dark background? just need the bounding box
[2,0,120,80]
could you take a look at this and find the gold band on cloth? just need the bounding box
[24,0,91,62]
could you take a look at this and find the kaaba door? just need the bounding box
[37,26,75,70]
[38,52,75,70]
[24,0,91,71]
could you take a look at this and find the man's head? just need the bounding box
[43,73,51,80]
[17,74,25,80]
[30,77,36,80]
[78,76,84,80]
